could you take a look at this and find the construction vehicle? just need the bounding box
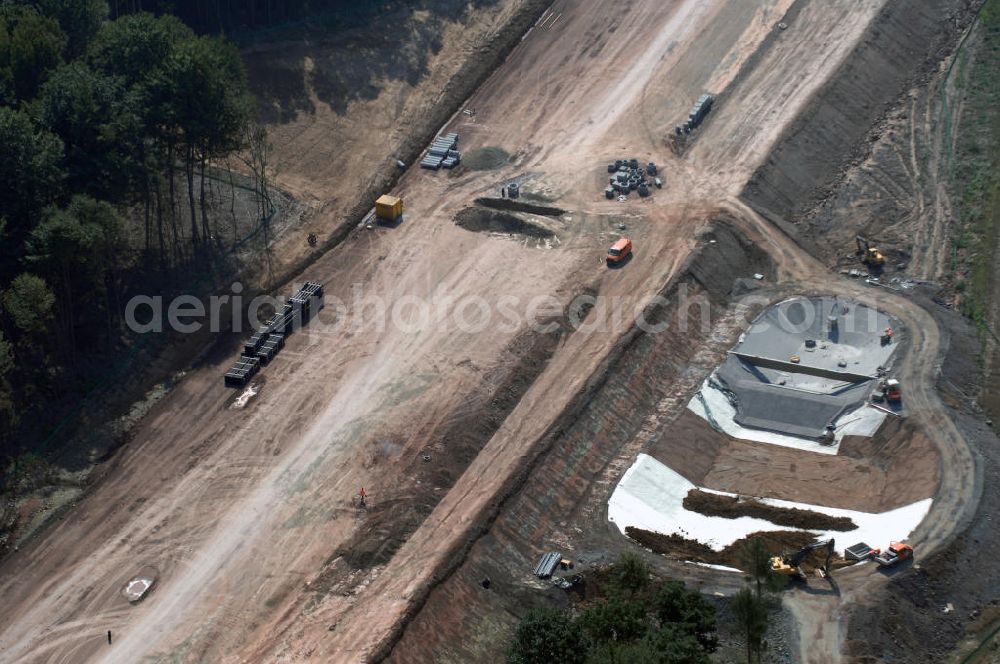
[607,238,633,266]
[856,236,885,268]
[552,574,583,590]
[770,539,835,580]
[871,541,913,567]
[882,378,901,403]
[375,194,403,224]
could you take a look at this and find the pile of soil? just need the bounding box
[683,489,857,531]
[454,207,554,238]
[473,197,566,217]
[626,527,818,568]
[462,146,510,170]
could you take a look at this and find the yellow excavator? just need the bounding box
[856,236,885,268]
[770,539,835,580]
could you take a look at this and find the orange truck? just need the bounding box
[607,238,632,265]
[871,541,913,567]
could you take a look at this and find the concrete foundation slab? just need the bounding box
[689,297,901,443]
[735,297,900,376]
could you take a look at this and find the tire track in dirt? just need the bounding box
[0,0,982,662]
[345,0,982,645]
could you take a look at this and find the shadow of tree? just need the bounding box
[241,0,501,123]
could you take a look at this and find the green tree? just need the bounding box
[0,15,13,105]
[0,107,63,245]
[578,596,649,646]
[66,195,129,337]
[87,14,250,258]
[507,606,588,664]
[37,62,135,199]
[586,625,710,664]
[27,196,127,357]
[586,640,660,664]
[645,623,712,664]
[740,537,785,598]
[0,329,13,376]
[0,379,15,469]
[7,7,66,101]
[37,0,108,58]
[730,587,768,664]
[87,12,191,87]
[87,13,194,259]
[161,33,249,249]
[2,273,55,335]
[0,329,15,442]
[610,551,651,595]
[653,581,717,653]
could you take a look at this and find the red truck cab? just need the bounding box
[607,238,632,265]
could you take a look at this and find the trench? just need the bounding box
[472,197,567,217]
[454,207,555,238]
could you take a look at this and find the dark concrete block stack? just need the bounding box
[256,334,284,365]
[676,93,714,134]
[225,356,261,388]
[420,132,460,170]
[224,281,324,387]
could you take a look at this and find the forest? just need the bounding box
[106,1,494,38]
[107,1,370,34]
[0,1,263,501]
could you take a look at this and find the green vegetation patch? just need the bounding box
[952,0,1000,331]
[506,553,718,664]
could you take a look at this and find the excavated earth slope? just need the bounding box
[742,0,980,225]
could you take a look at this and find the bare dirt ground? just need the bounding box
[810,13,1000,656]
[647,412,941,513]
[379,0,982,660]
[240,0,553,284]
[0,0,984,664]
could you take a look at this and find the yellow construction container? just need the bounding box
[375,194,403,221]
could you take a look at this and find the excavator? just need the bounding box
[770,539,835,580]
[856,236,886,268]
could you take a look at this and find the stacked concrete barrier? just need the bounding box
[224,282,324,387]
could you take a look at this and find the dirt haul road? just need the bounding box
[720,199,978,664]
[0,1,975,664]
